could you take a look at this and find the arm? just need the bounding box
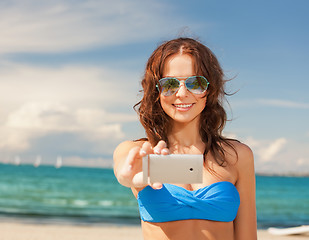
[113,140,168,190]
[234,143,257,240]
[113,140,144,188]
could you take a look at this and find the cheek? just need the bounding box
[160,96,169,110]
[197,95,207,109]
[203,97,207,107]
[160,96,174,114]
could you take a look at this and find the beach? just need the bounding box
[0,222,308,240]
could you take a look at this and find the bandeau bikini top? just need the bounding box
[137,181,240,223]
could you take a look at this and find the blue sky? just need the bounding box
[0,0,308,174]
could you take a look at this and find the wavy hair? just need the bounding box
[134,38,237,166]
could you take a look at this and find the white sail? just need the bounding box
[14,156,21,166]
[55,156,62,168]
[34,155,41,167]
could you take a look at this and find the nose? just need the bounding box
[175,80,189,97]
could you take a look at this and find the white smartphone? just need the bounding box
[143,154,203,184]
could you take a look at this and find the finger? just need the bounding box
[132,172,148,188]
[140,141,152,156]
[161,147,169,155]
[153,140,167,154]
[150,182,163,189]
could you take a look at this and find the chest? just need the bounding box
[173,158,238,191]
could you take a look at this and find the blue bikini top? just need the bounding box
[137,181,240,223]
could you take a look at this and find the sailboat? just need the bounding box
[14,156,21,166]
[55,156,62,168]
[34,155,41,167]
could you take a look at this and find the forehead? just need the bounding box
[163,54,196,77]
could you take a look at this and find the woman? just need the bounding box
[113,37,257,240]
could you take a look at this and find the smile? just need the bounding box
[173,103,194,108]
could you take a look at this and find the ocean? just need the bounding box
[0,163,308,229]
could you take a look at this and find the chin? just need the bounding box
[170,114,200,124]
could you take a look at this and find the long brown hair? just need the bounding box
[134,37,237,166]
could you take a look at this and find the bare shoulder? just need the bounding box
[223,140,254,178]
[224,140,253,163]
[233,140,254,168]
[226,140,255,186]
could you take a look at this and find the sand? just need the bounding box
[0,222,308,240]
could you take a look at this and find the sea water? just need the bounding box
[0,163,308,228]
[256,175,309,228]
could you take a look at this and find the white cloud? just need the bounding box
[231,98,309,110]
[296,158,306,166]
[6,102,137,131]
[258,138,287,162]
[240,135,309,174]
[0,0,191,54]
[0,127,33,151]
[243,136,261,148]
[220,133,307,173]
[0,101,137,152]
[241,136,288,163]
[257,99,309,109]
[0,63,140,155]
[0,62,140,112]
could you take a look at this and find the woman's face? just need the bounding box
[160,54,207,124]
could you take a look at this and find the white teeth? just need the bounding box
[174,104,193,108]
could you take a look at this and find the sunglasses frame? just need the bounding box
[156,76,209,96]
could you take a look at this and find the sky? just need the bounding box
[0,0,308,174]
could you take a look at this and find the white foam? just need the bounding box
[73,200,88,206]
[98,200,113,206]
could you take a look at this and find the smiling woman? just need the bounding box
[113,37,257,240]
[135,38,235,165]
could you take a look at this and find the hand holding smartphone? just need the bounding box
[143,154,203,184]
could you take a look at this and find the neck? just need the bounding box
[168,117,205,153]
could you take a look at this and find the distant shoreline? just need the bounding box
[255,172,309,177]
[1,162,309,177]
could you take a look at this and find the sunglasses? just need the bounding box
[156,76,209,96]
